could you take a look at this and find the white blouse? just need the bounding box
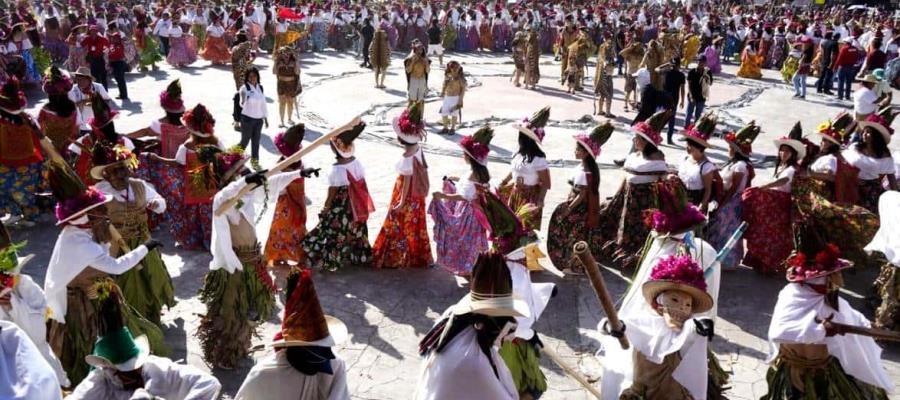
[721,160,749,194]
[810,154,837,175]
[458,179,479,201]
[572,169,588,187]
[395,147,424,176]
[844,147,894,180]
[677,155,717,191]
[328,159,366,187]
[772,166,796,193]
[206,25,225,37]
[510,154,548,186]
[624,152,667,184]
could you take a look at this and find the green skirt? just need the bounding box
[140,36,164,67]
[761,356,888,400]
[116,238,176,325]
[499,338,547,398]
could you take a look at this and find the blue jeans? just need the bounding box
[837,66,854,99]
[684,100,705,128]
[792,73,807,97]
[239,115,264,160]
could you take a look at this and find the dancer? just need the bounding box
[38,67,79,156]
[677,113,719,211]
[867,191,900,331]
[91,145,175,325]
[274,47,301,128]
[166,20,198,68]
[736,40,763,79]
[0,320,63,399]
[620,38,646,111]
[231,31,255,90]
[69,92,134,186]
[44,161,164,386]
[68,67,113,134]
[500,107,552,231]
[303,122,373,272]
[0,78,45,227]
[200,149,301,369]
[594,35,617,117]
[761,231,893,399]
[564,30,591,93]
[439,60,465,135]
[200,15,231,65]
[597,110,671,269]
[373,103,433,269]
[404,40,430,105]
[134,14,162,72]
[370,24,391,89]
[429,126,493,277]
[68,282,220,399]
[523,27,540,89]
[547,122,612,273]
[844,111,897,214]
[234,269,350,399]
[511,31,526,87]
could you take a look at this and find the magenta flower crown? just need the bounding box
[274,131,302,157]
[460,135,489,163]
[159,90,184,113]
[522,118,546,141]
[574,133,601,156]
[632,122,662,146]
[650,255,707,292]
[55,187,108,223]
[684,124,711,142]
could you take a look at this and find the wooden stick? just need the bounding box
[573,241,629,350]
[214,117,362,216]
[540,345,602,399]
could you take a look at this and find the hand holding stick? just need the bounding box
[573,241,629,350]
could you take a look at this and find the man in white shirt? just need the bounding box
[853,74,879,121]
[68,67,113,133]
[153,12,172,55]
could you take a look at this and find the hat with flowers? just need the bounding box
[642,176,707,235]
[513,106,550,151]
[681,112,717,148]
[159,79,185,114]
[724,120,760,157]
[632,109,672,147]
[574,120,614,158]
[642,254,713,313]
[392,101,426,144]
[459,125,494,166]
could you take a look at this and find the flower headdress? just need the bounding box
[574,120,614,158]
[459,125,494,166]
[42,66,73,96]
[159,79,185,113]
[682,112,717,148]
[724,120,760,157]
[182,103,215,137]
[393,101,426,144]
[642,254,713,314]
[275,123,305,157]
[642,176,706,235]
[632,109,671,146]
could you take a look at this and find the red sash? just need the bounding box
[409,155,430,198]
[834,157,860,205]
[347,171,375,223]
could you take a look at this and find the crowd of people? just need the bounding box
[0,1,899,400]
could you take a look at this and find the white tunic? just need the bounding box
[235,351,349,400]
[0,321,62,400]
[677,155,717,191]
[415,327,517,400]
[69,356,221,400]
[810,154,837,175]
[96,180,167,214]
[510,154,548,186]
[624,152,667,184]
[865,190,900,267]
[721,160,749,193]
[395,148,425,176]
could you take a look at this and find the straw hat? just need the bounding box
[331,121,367,158]
[513,106,550,152]
[392,102,426,144]
[858,107,896,144]
[48,161,111,226]
[459,125,494,166]
[681,112,717,149]
[89,144,139,181]
[83,280,150,372]
[73,66,93,79]
[0,240,33,297]
[773,121,807,161]
[182,103,215,138]
[574,120,614,158]
[272,269,348,348]
[88,92,120,130]
[159,79,185,114]
[786,225,853,282]
[642,254,713,314]
[449,252,530,318]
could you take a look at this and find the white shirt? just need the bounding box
[68,135,134,156]
[415,327,517,400]
[0,321,62,400]
[169,25,184,38]
[235,351,349,400]
[69,356,221,400]
[677,155,717,191]
[239,83,268,120]
[395,148,424,176]
[853,87,878,115]
[844,146,895,180]
[207,24,225,37]
[68,83,113,131]
[810,154,837,175]
[572,169,589,187]
[153,19,172,37]
[624,152,667,184]
[95,179,167,214]
[772,166,796,193]
[328,159,366,187]
[721,160,749,194]
[510,154,548,186]
[174,141,224,166]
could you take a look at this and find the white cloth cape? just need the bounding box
[865,190,900,267]
[0,274,69,386]
[600,232,721,400]
[415,327,518,400]
[766,283,895,392]
[68,355,221,400]
[43,226,149,323]
[0,320,63,400]
[211,170,302,273]
[506,246,555,340]
[235,351,349,400]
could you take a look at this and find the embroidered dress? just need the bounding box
[303,160,372,272]
[0,118,44,222]
[65,37,89,72]
[70,135,133,186]
[741,186,793,274]
[136,121,190,234]
[264,178,307,265]
[166,28,198,67]
[844,147,894,214]
[200,25,231,64]
[174,145,214,250]
[373,149,433,269]
[500,154,548,231]
[736,47,763,79]
[547,170,603,271]
[708,161,750,269]
[597,153,667,269]
[98,179,176,325]
[428,179,488,276]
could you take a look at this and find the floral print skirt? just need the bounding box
[598,180,658,270]
[858,178,886,215]
[0,162,43,221]
[547,192,604,272]
[741,188,792,275]
[427,181,487,276]
[372,176,433,269]
[303,186,372,272]
[265,179,307,265]
[707,194,744,269]
[499,183,544,232]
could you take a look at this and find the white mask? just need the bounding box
[655,290,693,331]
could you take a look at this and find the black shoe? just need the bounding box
[613,159,625,167]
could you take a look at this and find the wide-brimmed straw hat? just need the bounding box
[512,106,550,152]
[459,126,494,166]
[574,120,614,158]
[449,252,530,318]
[681,112,717,149]
[858,108,895,144]
[773,121,807,161]
[73,67,93,79]
[642,254,713,314]
[392,102,426,144]
[89,144,139,181]
[272,269,348,348]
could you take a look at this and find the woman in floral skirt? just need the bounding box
[150,104,222,250]
[200,15,232,65]
[596,110,670,269]
[372,102,433,269]
[547,122,612,273]
[499,107,552,231]
[38,67,79,156]
[429,126,494,277]
[708,122,758,270]
[303,122,373,272]
[265,124,310,267]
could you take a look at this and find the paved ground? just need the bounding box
[12,48,900,399]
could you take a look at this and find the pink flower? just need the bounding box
[650,255,707,291]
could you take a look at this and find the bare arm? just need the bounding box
[700,172,713,212]
[755,176,789,191]
[536,169,551,206]
[323,186,337,211]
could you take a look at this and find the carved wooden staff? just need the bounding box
[573,241,629,350]
[214,117,363,216]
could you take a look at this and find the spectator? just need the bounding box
[427,19,444,66]
[68,67,113,133]
[859,37,887,76]
[685,56,712,129]
[832,37,860,101]
[238,67,268,164]
[815,32,838,95]
[658,58,685,144]
[107,22,129,101]
[360,18,374,68]
[792,39,814,99]
[153,12,172,56]
[81,25,109,89]
[853,74,879,121]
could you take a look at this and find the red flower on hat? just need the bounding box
[460,135,489,163]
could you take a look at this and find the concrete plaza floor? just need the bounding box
[12,48,900,399]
